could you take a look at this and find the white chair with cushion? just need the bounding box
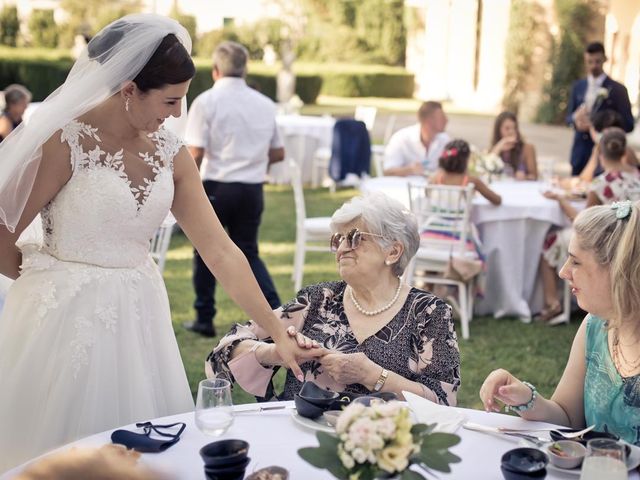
[289,158,333,291]
[150,213,176,274]
[405,183,479,339]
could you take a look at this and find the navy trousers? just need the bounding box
[192,181,281,327]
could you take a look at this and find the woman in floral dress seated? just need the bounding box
[207,193,461,405]
[537,127,640,323]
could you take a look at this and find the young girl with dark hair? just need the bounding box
[430,139,502,205]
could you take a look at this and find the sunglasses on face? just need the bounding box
[330,228,384,253]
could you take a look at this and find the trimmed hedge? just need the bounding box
[0,49,413,104]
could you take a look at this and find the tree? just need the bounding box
[28,10,58,48]
[58,0,141,47]
[536,0,600,124]
[169,1,197,55]
[0,5,19,47]
[502,0,548,114]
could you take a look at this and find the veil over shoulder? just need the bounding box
[0,13,191,233]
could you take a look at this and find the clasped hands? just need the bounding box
[267,326,378,386]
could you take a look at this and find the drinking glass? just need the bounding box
[195,378,234,436]
[579,438,628,480]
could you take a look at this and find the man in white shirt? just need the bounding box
[383,101,450,176]
[184,41,284,337]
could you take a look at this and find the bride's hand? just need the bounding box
[286,325,320,349]
[273,329,326,381]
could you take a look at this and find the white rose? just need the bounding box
[351,447,368,464]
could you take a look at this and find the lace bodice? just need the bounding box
[40,120,183,268]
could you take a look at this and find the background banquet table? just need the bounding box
[3,401,636,480]
[269,114,335,184]
[360,177,575,320]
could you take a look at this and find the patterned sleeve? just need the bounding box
[205,287,314,398]
[407,294,461,406]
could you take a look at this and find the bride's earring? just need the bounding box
[125,97,130,112]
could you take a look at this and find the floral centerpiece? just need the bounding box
[469,146,504,182]
[298,401,461,480]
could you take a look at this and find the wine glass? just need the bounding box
[579,438,628,480]
[195,378,234,436]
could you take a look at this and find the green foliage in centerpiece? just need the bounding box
[298,401,461,480]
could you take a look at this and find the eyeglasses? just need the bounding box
[330,228,384,253]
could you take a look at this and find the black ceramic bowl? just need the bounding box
[500,465,547,480]
[298,381,340,406]
[200,439,249,467]
[549,429,631,456]
[501,448,548,479]
[294,393,328,419]
[204,457,251,480]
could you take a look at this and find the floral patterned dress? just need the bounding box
[207,281,461,405]
[543,170,640,267]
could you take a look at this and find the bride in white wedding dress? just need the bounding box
[0,14,322,473]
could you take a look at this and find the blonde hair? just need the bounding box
[572,201,640,327]
[14,445,164,480]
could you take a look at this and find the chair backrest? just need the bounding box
[354,106,377,132]
[382,114,397,144]
[288,158,307,229]
[408,183,476,253]
[283,133,320,184]
[372,149,385,177]
[149,213,176,273]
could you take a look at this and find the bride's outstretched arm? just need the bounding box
[171,147,324,380]
[0,134,71,279]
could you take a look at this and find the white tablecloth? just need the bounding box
[269,114,335,184]
[360,178,574,320]
[3,402,635,479]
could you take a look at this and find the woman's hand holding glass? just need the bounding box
[479,369,534,413]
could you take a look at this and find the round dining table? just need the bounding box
[360,177,578,321]
[2,401,636,480]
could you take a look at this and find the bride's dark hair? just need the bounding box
[89,22,195,92]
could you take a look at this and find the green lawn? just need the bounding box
[166,185,581,410]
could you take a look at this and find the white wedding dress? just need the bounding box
[0,120,195,472]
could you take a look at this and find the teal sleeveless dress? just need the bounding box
[584,314,640,445]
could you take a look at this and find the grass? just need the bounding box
[166,185,581,411]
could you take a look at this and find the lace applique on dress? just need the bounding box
[59,120,181,212]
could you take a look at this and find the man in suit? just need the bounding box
[566,41,634,176]
[183,41,283,337]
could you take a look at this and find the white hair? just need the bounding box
[330,192,419,276]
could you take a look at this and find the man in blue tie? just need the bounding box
[566,41,634,176]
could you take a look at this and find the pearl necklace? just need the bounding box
[348,277,403,316]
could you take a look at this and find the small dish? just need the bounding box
[291,410,335,433]
[322,410,342,427]
[245,466,289,480]
[549,429,631,456]
[294,394,328,419]
[547,440,587,469]
[500,447,548,480]
[200,439,249,467]
[298,381,340,406]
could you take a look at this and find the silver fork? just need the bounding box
[499,425,595,439]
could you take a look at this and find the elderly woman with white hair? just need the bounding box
[207,193,461,405]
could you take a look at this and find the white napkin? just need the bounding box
[403,391,467,434]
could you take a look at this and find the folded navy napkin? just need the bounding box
[111,421,186,453]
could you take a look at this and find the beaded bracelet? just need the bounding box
[505,381,537,413]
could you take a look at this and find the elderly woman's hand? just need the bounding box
[479,369,534,413]
[319,352,379,389]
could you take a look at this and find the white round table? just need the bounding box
[2,401,636,479]
[269,115,335,184]
[360,178,576,320]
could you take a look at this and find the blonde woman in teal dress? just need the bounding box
[479,200,640,445]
